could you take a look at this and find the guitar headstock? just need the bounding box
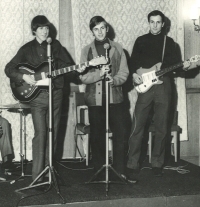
[89,56,107,66]
[183,55,200,71]
[189,55,200,63]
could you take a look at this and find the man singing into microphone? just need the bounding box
[80,16,136,183]
[5,15,84,187]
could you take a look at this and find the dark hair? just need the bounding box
[31,15,51,35]
[89,16,108,31]
[147,10,165,23]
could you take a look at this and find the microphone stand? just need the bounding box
[16,39,65,203]
[86,48,126,195]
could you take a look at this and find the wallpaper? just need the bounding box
[71,0,188,141]
[0,0,59,160]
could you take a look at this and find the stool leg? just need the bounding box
[149,132,152,163]
[74,134,78,159]
[85,134,89,166]
[172,131,178,162]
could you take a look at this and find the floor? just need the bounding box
[181,156,199,166]
[1,155,200,207]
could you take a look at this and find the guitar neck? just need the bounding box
[48,61,90,77]
[155,62,183,77]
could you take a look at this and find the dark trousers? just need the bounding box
[0,117,13,161]
[88,103,126,174]
[30,89,63,181]
[127,78,172,169]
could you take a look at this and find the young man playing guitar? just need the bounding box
[4,15,90,187]
[127,10,189,178]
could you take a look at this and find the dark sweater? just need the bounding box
[130,32,180,74]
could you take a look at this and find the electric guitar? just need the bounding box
[135,55,200,93]
[10,56,107,102]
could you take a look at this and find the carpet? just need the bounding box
[0,156,200,207]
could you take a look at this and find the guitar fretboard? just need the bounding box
[156,62,183,77]
[45,61,90,77]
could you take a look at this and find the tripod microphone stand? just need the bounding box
[86,44,126,195]
[16,38,65,203]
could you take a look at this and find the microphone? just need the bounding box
[46,37,52,57]
[103,43,110,63]
[46,37,52,44]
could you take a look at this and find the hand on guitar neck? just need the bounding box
[183,61,200,71]
[183,55,200,71]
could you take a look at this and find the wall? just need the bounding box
[181,0,200,163]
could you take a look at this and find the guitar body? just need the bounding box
[135,62,163,93]
[10,62,52,102]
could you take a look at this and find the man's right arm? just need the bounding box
[130,38,143,84]
[5,49,24,82]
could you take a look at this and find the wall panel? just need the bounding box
[181,0,200,163]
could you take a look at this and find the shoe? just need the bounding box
[126,167,140,175]
[2,161,16,172]
[152,167,163,177]
[0,165,6,181]
[120,174,137,184]
[0,171,6,181]
[126,167,140,177]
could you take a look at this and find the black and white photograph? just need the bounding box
[0,0,200,206]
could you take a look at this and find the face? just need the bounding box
[149,15,164,35]
[34,26,49,43]
[92,22,108,41]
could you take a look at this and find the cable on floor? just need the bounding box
[56,161,94,171]
[163,164,190,174]
[140,164,190,174]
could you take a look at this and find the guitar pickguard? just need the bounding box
[135,70,162,93]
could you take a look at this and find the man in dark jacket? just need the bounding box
[127,10,181,178]
[5,15,84,183]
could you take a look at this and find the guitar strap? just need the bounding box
[51,53,56,70]
[161,35,166,63]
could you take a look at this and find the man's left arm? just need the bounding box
[169,39,186,74]
[54,41,74,68]
[111,49,129,86]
